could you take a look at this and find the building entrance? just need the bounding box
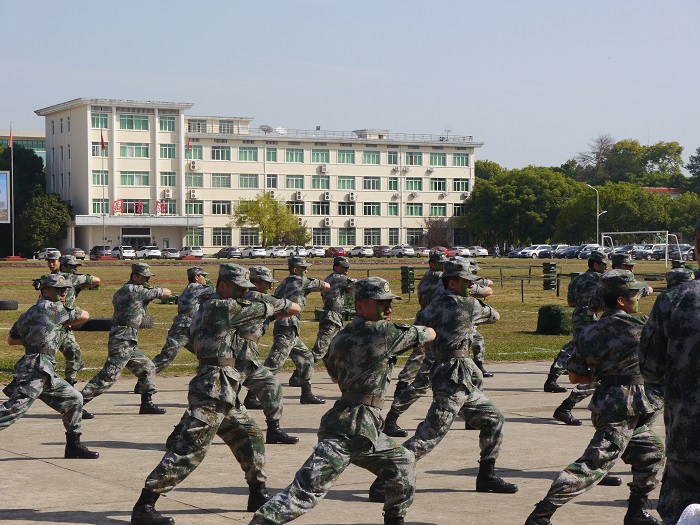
[122,227,152,249]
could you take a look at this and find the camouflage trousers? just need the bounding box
[550,336,596,405]
[151,325,193,374]
[404,370,504,463]
[471,329,485,364]
[238,357,284,423]
[251,433,416,524]
[59,327,84,383]
[311,311,343,364]
[264,325,314,382]
[391,356,433,416]
[542,414,664,508]
[395,347,426,387]
[146,395,266,494]
[1,363,83,433]
[658,459,700,525]
[82,338,157,403]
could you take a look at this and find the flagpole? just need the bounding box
[10,122,15,256]
[101,127,105,246]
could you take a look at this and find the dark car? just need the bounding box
[89,245,112,260]
[563,245,584,259]
[634,244,655,260]
[508,247,525,258]
[373,245,392,257]
[324,247,347,257]
[669,244,695,261]
[214,246,242,259]
[651,245,670,261]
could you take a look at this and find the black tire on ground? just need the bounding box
[76,318,113,331]
[0,299,19,310]
[140,315,154,329]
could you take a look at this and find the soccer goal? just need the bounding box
[601,230,681,267]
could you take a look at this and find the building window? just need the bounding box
[388,203,398,216]
[239,147,258,161]
[363,150,380,165]
[59,118,63,133]
[160,144,176,159]
[363,202,380,215]
[212,227,232,246]
[337,149,355,164]
[122,199,150,214]
[311,149,329,163]
[286,175,304,189]
[67,116,71,131]
[60,173,64,189]
[312,227,330,246]
[160,200,176,214]
[430,178,447,191]
[120,114,149,130]
[241,227,259,246]
[120,143,149,158]
[186,227,204,246]
[187,120,206,133]
[406,151,422,166]
[266,148,277,162]
[92,142,108,157]
[430,153,447,166]
[60,146,64,160]
[312,202,330,215]
[388,151,398,165]
[285,148,304,163]
[287,201,304,215]
[453,153,469,167]
[92,199,109,214]
[337,176,355,190]
[239,173,259,188]
[406,228,424,245]
[312,175,330,190]
[266,174,278,188]
[186,145,203,160]
[120,171,150,186]
[406,178,423,191]
[363,176,381,190]
[211,145,231,161]
[406,203,423,216]
[388,177,398,191]
[186,173,204,187]
[453,203,467,216]
[338,202,355,216]
[68,145,71,160]
[338,228,356,245]
[51,120,55,135]
[219,121,234,134]
[453,179,470,192]
[389,228,399,245]
[185,200,203,214]
[206,172,229,188]
[430,203,447,216]
[364,227,381,245]
[160,172,176,186]
[212,200,231,215]
[92,170,109,186]
[91,113,108,129]
[160,116,175,131]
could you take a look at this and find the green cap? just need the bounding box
[451,255,480,272]
[600,269,647,295]
[333,256,350,268]
[131,262,155,277]
[46,251,60,261]
[429,250,448,263]
[443,259,476,280]
[219,263,255,288]
[666,268,694,288]
[611,253,636,267]
[40,273,72,289]
[60,254,82,267]
[187,266,208,280]
[589,250,611,264]
[353,277,402,301]
[288,256,311,268]
[250,266,276,283]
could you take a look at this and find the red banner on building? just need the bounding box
[112,199,123,213]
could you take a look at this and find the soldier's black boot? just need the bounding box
[368,477,385,503]
[288,369,302,387]
[140,393,167,415]
[384,516,404,525]
[65,431,100,459]
[300,381,325,404]
[133,381,142,394]
[544,374,566,393]
[165,422,184,449]
[599,473,623,486]
[131,488,174,525]
[474,358,494,378]
[524,499,557,525]
[624,494,662,525]
[266,420,299,444]
[383,407,408,438]
[67,378,77,387]
[553,398,581,425]
[475,458,518,493]
[247,482,271,512]
[244,391,263,409]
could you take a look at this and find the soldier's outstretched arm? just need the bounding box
[275,301,301,318]
[64,309,90,326]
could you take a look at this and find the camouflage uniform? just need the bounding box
[250,277,433,525]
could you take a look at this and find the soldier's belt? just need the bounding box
[25,349,54,356]
[113,321,140,329]
[199,357,236,367]
[238,332,260,343]
[599,375,644,386]
[341,392,384,409]
[435,348,468,359]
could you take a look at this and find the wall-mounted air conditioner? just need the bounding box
[163,188,172,199]
[348,218,356,227]
[189,189,198,199]
[324,217,332,227]
[320,163,329,174]
[323,191,331,201]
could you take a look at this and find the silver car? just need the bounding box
[112,245,136,260]
[242,246,267,258]
[389,244,415,257]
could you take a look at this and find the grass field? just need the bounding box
[0,256,676,384]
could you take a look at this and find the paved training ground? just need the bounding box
[1,362,664,525]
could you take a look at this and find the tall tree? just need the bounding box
[230,192,308,247]
[16,193,72,257]
[475,160,503,180]
[575,134,615,181]
[686,147,700,193]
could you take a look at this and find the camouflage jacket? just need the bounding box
[418,269,443,309]
[58,271,94,309]
[273,274,325,328]
[171,282,215,328]
[189,293,273,405]
[320,317,432,444]
[639,279,700,462]
[320,272,354,313]
[567,269,602,329]
[110,280,165,341]
[235,290,294,363]
[569,309,657,422]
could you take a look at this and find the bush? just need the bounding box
[536,304,572,335]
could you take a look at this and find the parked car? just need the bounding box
[180,246,203,259]
[651,244,670,261]
[508,247,525,258]
[349,246,374,257]
[563,245,585,259]
[265,246,289,258]
[136,245,162,259]
[38,247,61,260]
[373,245,393,257]
[614,244,635,255]
[89,245,112,260]
[416,246,431,257]
[469,246,489,257]
[242,246,267,258]
[431,246,450,256]
[325,247,347,257]
[634,244,655,260]
[305,246,325,258]
[519,244,552,259]
[451,246,472,257]
[545,244,569,258]
[285,246,308,257]
[577,244,602,259]
[669,244,695,261]
[63,247,86,260]
[214,246,242,259]
[111,245,136,260]
[161,248,180,259]
[389,244,415,257]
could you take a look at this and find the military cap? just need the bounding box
[429,250,448,263]
[219,263,255,288]
[250,266,276,283]
[588,249,611,264]
[451,255,480,272]
[333,256,350,268]
[187,266,208,280]
[666,268,694,288]
[443,260,476,280]
[46,251,60,260]
[60,254,82,267]
[600,269,648,296]
[39,273,72,289]
[288,256,311,268]
[611,253,636,268]
[131,262,155,277]
[353,277,401,301]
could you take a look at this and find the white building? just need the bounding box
[35,98,482,252]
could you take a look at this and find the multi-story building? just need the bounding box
[0,130,46,164]
[36,98,482,252]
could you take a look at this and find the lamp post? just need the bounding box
[585,184,606,245]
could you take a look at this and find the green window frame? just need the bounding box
[92,170,109,185]
[160,116,175,131]
[266,148,278,162]
[212,201,231,215]
[338,202,355,216]
[453,178,470,192]
[388,177,398,191]
[338,149,355,164]
[120,143,149,158]
[312,202,330,215]
[91,113,108,129]
[185,173,204,187]
[430,152,447,166]
[239,146,258,161]
[185,200,204,215]
[388,151,398,165]
[406,203,423,216]
[120,114,149,130]
[212,173,232,188]
[430,203,447,216]
[338,228,356,246]
[430,178,447,191]
[285,148,304,163]
[160,172,176,186]
[453,153,469,167]
[92,142,109,157]
[160,144,176,159]
[211,145,231,160]
[362,150,380,165]
[312,175,330,189]
[266,174,278,188]
[186,145,203,160]
[311,149,330,163]
[212,227,232,246]
[389,228,399,245]
[239,173,259,188]
[92,199,109,214]
[406,151,422,166]
[363,202,380,216]
[453,203,467,216]
[286,175,304,189]
[286,201,305,214]
[363,177,381,190]
[186,226,204,245]
[405,178,422,191]
[388,203,398,216]
[337,176,355,190]
[120,171,150,186]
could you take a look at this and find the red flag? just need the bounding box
[186,132,190,152]
[100,129,105,151]
[8,125,12,148]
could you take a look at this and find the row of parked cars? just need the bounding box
[506,243,696,261]
[36,246,205,260]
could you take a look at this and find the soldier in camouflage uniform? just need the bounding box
[264,256,330,404]
[134,266,214,393]
[310,256,355,364]
[3,274,99,459]
[131,263,298,525]
[82,263,172,417]
[526,270,664,525]
[249,277,436,525]
[638,219,700,525]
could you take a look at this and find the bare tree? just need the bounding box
[575,134,615,180]
[422,217,454,247]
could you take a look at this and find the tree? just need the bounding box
[16,193,72,257]
[422,217,454,247]
[604,139,645,182]
[475,160,503,180]
[575,134,615,181]
[687,147,700,194]
[230,192,309,246]
[666,192,700,241]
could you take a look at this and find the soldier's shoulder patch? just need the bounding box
[393,323,412,330]
[236,298,252,306]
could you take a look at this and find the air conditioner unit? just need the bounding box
[320,163,329,174]
[410,192,419,198]
[324,217,332,227]
[427,167,435,173]
[392,165,400,171]
[189,189,198,199]
[392,192,400,199]
[189,160,197,170]
[402,166,411,172]
[268,190,276,199]
[163,188,172,199]
[298,217,304,225]
[348,192,357,201]
[440,191,448,197]
[295,190,303,200]
[461,191,469,199]
[348,218,356,227]
[323,191,331,201]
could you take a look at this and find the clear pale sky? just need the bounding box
[3,0,698,170]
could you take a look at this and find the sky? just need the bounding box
[3,0,698,170]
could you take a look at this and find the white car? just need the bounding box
[469,246,489,257]
[285,246,308,257]
[519,244,552,258]
[306,246,325,258]
[389,244,415,257]
[242,246,267,258]
[180,246,203,258]
[266,246,289,258]
[161,248,180,259]
[349,246,374,257]
[136,245,162,259]
[416,247,431,257]
[37,247,61,260]
[112,245,136,260]
[452,246,472,257]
